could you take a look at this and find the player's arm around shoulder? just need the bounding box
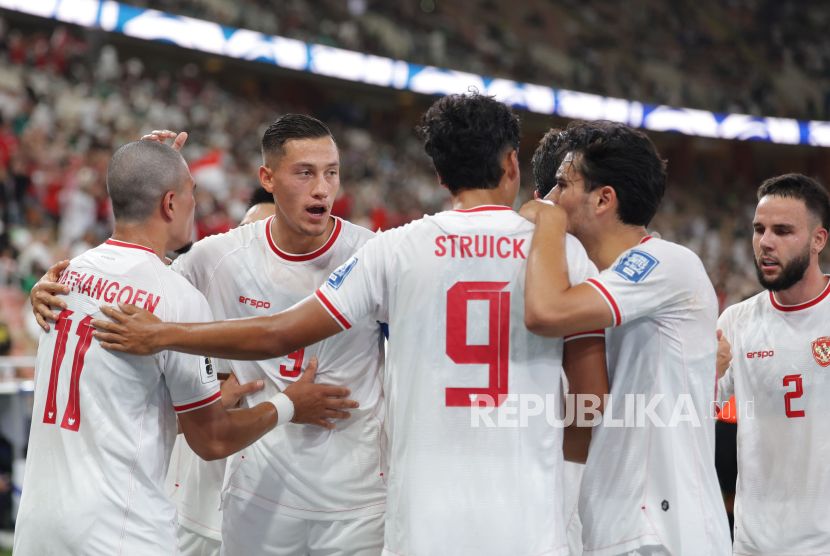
[521,202,614,337]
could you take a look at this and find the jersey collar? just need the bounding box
[769,276,830,312]
[453,205,513,213]
[265,216,342,262]
[104,238,156,254]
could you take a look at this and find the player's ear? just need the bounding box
[259,165,275,193]
[504,149,519,181]
[161,190,176,221]
[812,224,828,255]
[593,185,616,217]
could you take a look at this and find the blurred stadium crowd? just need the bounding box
[0,6,826,356]
[132,0,830,119]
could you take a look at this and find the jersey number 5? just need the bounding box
[43,309,94,431]
[445,281,510,407]
[783,374,805,418]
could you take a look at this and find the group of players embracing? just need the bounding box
[17,92,830,556]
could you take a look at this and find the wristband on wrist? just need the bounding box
[271,392,295,426]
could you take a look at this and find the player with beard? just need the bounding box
[716,173,830,554]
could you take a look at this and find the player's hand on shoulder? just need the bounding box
[92,303,164,355]
[221,373,264,409]
[283,357,359,430]
[31,259,70,332]
[140,129,188,151]
[716,329,732,378]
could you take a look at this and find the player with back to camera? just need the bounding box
[31,116,388,556]
[717,173,830,554]
[87,92,610,556]
[13,140,355,555]
[521,121,732,555]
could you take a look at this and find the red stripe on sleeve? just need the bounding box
[174,390,221,413]
[315,290,352,330]
[586,278,622,327]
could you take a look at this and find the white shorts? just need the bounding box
[178,526,221,556]
[220,493,384,556]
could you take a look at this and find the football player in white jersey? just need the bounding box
[164,185,274,556]
[90,93,610,556]
[520,122,732,556]
[13,140,355,555]
[716,173,830,555]
[32,117,387,556]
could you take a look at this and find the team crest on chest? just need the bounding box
[811,336,830,367]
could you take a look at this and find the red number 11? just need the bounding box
[43,309,94,431]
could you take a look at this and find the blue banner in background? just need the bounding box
[1,0,826,147]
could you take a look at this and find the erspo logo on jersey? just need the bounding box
[327,256,359,290]
[239,296,271,309]
[746,350,774,359]
[811,337,830,367]
[613,249,659,283]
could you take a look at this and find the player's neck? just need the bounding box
[110,223,167,260]
[771,265,829,306]
[589,224,649,270]
[270,215,335,255]
[450,188,513,211]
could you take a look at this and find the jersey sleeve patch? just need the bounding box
[326,256,358,290]
[612,249,659,283]
[201,356,218,384]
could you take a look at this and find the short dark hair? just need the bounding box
[757,173,830,230]
[261,114,334,162]
[533,121,667,227]
[531,127,565,198]
[416,92,520,193]
[107,140,188,222]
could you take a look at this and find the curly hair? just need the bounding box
[532,121,667,227]
[416,93,520,193]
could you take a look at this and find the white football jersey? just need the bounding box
[581,237,731,556]
[14,239,219,555]
[170,216,386,521]
[317,206,598,556]
[718,279,830,555]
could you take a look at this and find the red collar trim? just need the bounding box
[265,216,342,262]
[639,235,653,244]
[454,205,513,213]
[769,277,830,312]
[105,238,156,254]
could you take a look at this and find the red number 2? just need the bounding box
[445,281,510,407]
[783,374,806,418]
[43,309,95,431]
[279,349,305,378]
